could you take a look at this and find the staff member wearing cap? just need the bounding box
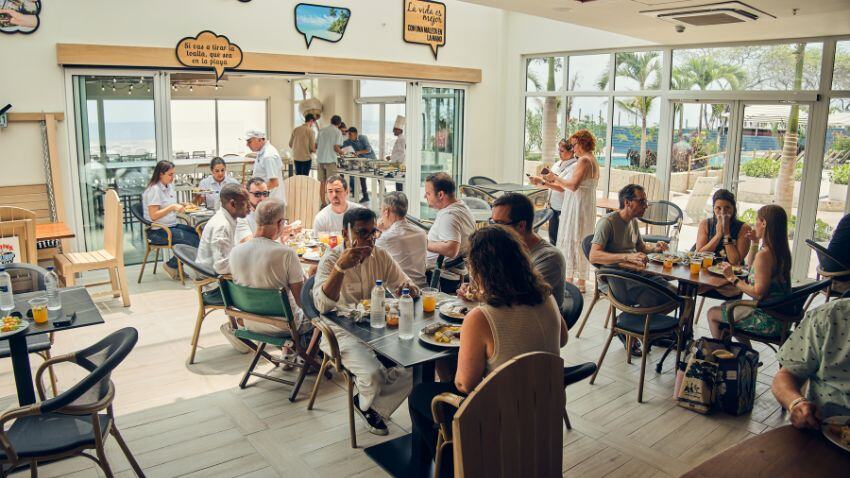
[386,115,405,192]
[245,130,284,194]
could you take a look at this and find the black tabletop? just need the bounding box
[322,297,458,368]
[476,183,545,194]
[4,287,104,339]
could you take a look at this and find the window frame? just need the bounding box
[170,97,268,157]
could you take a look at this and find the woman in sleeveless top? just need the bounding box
[707,205,792,340]
[695,189,752,265]
[407,225,567,464]
[544,130,600,293]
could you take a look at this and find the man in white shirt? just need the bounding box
[235,177,269,243]
[385,115,405,192]
[245,130,284,195]
[424,172,475,293]
[313,174,363,233]
[316,115,345,206]
[196,183,249,276]
[230,198,308,337]
[375,191,427,288]
[194,157,240,209]
[313,207,416,436]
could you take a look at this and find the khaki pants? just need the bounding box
[317,163,338,182]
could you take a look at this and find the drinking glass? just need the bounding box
[28,298,48,324]
[702,253,715,269]
[422,287,438,313]
[318,232,330,245]
[663,255,673,270]
[689,258,702,276]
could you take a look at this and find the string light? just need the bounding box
[189,85,194,92]
[101,83,105,92]
[112,77,117,83]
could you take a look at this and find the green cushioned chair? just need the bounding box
[219,279,321,402]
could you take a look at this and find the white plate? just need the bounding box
[647,252,687,265]
[822,416,850,452]
[438,300,476,320]
[303,250,324,262]
[706,264,748,277]
[418,324,461,348]
[0,318,30,339]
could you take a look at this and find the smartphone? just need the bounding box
[525,173,531,177]
[53,312,77,328]
[540,167,551,175]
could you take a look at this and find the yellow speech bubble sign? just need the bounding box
[403,0,446,59]
[176,31,243,81]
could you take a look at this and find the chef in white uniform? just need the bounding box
[386,115,406,192]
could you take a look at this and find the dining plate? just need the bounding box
[302,249,324,262]
[822,416,850,452]
[418,323,461,348]
[438,300,476,321]
[706,264,748,277]
[647,252,687,265]
[0,318,30,339]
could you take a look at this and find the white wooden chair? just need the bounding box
[0,206,38,264]
[54,190,130,307]
[626,173,662,201]
[284,175,322,229]
[684,175,718,224]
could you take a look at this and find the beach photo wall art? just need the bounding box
[0,0,40,34]
[294,3,351,48]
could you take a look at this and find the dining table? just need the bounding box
[596,197,620,212]
[322,292,459,477]
[1,287,105,405]
[35,222,75,242]
[474,182,545,195]
[682,425,850,477]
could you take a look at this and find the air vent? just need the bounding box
[640,1,775,26]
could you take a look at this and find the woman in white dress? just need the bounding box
[544,130,600,292]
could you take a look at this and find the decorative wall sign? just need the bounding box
[175,31,244,81]
[403,0,445,59]
[0,0,40,34]
[0,237,21,264]
[294,3,351,48]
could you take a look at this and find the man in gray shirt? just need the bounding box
[485,193,566,308]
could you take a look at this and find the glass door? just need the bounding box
[72,74,161,264]
[418,86,465,219]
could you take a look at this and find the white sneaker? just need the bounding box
[220,323,251,354]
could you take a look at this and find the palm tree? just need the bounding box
[679,56,745,132]
[527,58,562,166]
[775,43,807,216]
[671,67,695,141]
[599,52,661,168]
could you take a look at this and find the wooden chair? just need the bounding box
[589,269,688,402]
[129,202,186,285]
[723,279,831,351]
[218,279,320,402]
[626,173,662,202]
[283,175,322,229]
[54,190,130,307]
[804,239,850,309]
[684,176,717,224]
[0,328,144,477]
[172,245,225,364]
[431,352,564,477]
[0,206,38,264]
[574,235,612,338]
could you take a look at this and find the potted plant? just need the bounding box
[828,163,849,201]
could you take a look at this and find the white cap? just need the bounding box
[393,115,405,130]
[243,130,266,140]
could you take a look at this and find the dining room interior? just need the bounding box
[0,0,849,477]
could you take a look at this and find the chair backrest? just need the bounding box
[526,189,549,209]
[219,279,295,325]
[468,176,497,186]
[3,262,48,293]
[626,173,661,202]
[640,200,683,227]
[451,352,564,477]
[283,175,322,229]
[458,185,496,205]
[460,196,491,211]
[562,281,584,330]
[102,189,124,260]
[759,279,831,319]
[301,275,320,319]
[532,208,553,232]
[39,327,138,414]
[0,185,52,224]
[129,201,153,227]
[581,234,594,261]
[406,216,431,232]
[597,268,682,314]
[684,176,718,224]
[806,239,850,272]
[172,244,215,278]
[0,206,38,264]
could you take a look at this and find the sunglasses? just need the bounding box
[488,218,518,226]
[250,191,270,198]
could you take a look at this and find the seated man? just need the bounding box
[196,183,249,276]
[375,191,428,288]
[195,157,240,209]
[235,177,269,243]
[488,193,566,309]
[772,299,850,428]
[424,172,475,293]
[823,213,850,293]
[313,208,416,436]
[313,174,363,233]
[230,199,309,341]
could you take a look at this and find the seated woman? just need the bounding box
[408,225,568,464]
[707,205,792,340]
[695,189,752,265]
[142,160,200,280]
[194,156,240,209]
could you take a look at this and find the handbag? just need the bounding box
[676,337,759,416]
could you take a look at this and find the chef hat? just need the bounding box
[393,115,406,130]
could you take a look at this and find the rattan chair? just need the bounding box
[0,328,143,477]
[467,176,497,186]
[172,245,226,364]
[129,202,185,284]
[574,235,612,338]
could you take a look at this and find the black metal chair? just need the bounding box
[0,328,144,477]
[406,216,432,232]
[562,281,584,330]
[460,196,491,212]
[804,239,850,309]
[574,235,612,338]
[172,245,226,364]
[0,264,58,397]
[563,363,596,429]
[468,176,497,186]
[638,200,683,244]
[723,279,832,351]
[532,208,554,233]
[129,202,185,284]
[429,255,467,291]
[590,269,686,402]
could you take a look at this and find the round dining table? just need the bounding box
[682,425,850,477]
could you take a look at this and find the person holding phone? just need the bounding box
[528,138,576,244]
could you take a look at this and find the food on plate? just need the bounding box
[182,203,200,213]
[449,305,470,316]
[422,323,462,344]
[826,418,850,446]
[1,315,23,333]
[359,299,371,312]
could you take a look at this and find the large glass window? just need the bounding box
[357,80,406,159]
[568,54,609,91]
[360,79,406,97]
[566,96,608,197]
[610,96,661,197]
[614,51,662,91]
[526,57,564,92]
[359,103,381,156]
[218,100,267,155]
[834,40,850,91]
[170,99,266,158]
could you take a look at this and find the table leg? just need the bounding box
[9,335,36,406]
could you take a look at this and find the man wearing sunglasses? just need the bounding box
[235,177,300,243]
[314,207,417,436]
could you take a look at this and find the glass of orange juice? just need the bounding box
[422,287,438,313]
[689,258,702,275]
[28,298,48,324]
[318,232,330,246]
[702,253,715,269]
[663,255,673,270]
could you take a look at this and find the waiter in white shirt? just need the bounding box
[385,115,406,192]
[245,130,285,201]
